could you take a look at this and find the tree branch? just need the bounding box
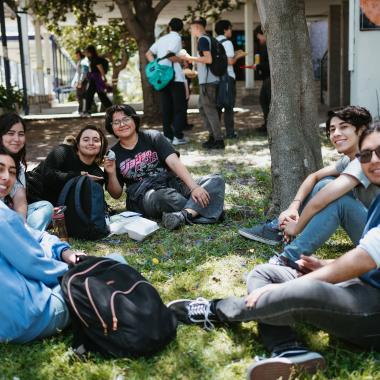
[154,0,171,17]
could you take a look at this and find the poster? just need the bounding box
[360,0,380,30]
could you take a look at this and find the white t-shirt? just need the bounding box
[10,163,26,198]
[216,35,235,79]
[335,156,380,208]
[149,31,185,82]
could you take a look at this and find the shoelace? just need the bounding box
[187,297,215,331]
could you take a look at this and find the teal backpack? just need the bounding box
[145,53,175,91]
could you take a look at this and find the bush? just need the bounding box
[0,85,24,111]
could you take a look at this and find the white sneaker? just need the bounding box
[247,350,326,380]
[172,136,189,145]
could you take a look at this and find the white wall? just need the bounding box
[350,0,380,118]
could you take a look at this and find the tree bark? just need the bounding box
[256,0,323,215]
[115,0,171,123]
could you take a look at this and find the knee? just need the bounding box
[311,176,335,195]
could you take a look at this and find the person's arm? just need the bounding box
[228,50,247,65]
[146,50,155,62]
[283,173,360,236]
[97,63,106,80]
[11,187,28,221]
[184,50,212,65]
[165,153,210,208]
[0,206,70,287]
[104,157,123,199]
[246,246,376,308]
[278,164,339,225]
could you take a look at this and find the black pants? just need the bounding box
[218,76,236,137]
[85,79,112,113]
[259,78,271,126]
[160,81,187,140]
[76,80,87,113]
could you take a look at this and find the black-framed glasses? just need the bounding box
[356,146,380,163]
[112,116,133,127]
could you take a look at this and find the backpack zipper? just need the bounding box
[109,281,151,331]
[85,278,109,335]
[66,260,109,328]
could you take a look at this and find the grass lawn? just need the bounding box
[1,130,380,380]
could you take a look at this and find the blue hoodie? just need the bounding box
[0,201,70,343]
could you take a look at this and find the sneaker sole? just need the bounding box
[166,298,192,308]
[162,213,184,230]
[238,229,281,246]
[247,357,326,380]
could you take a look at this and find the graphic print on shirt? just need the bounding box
[119,150,166,182]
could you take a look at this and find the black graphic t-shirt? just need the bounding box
[111,130,177,190]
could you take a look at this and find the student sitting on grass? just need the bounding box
[103,104,225,230]
[239,106,378,266]
[168,123,380,380]
[27,125,108,206]
[0,147,82,343]
[0,112,53,230]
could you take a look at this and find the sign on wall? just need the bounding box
[360,0,380,30]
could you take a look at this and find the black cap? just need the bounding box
[191,17,207,28]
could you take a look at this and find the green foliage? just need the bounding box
[0,85,23,111]
[67,91,77,102]
[184,0,245,24]
[112,86,124,105]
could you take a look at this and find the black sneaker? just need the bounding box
[167,297,218,330]
[238,222,282,245]
[162,210,193,230]
[226,132,238,139]
[211,139,225,149]
[247,349,326,380]
[202,135,215,148]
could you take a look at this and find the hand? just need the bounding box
[245,283,282,308]
[282,219,300,237]
[61,249,86,265]
[297,255,327,272]
[278,208,299,227]
[103,157,116,174]
[77,83,82,89]
[191,186,210,208]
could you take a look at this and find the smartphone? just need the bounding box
[272,251,311,274]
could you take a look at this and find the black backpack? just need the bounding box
[208,36,228,77]
[57,176,109,240]
[60,256,178,358]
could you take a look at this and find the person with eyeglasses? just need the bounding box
[103,104,225,230]
[240,106,379,267]
[168,121,380,380]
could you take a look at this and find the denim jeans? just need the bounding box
[276,177,368,261]
[214,263,380,352]
[27,201,54,231]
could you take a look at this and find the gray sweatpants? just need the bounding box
[199,84,223,141]
[142,174,225,223]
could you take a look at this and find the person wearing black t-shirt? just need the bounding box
[83,45,112,115]
[27,125,108,206]
[104,104,225,230]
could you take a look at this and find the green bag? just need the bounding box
[145,53,175,91]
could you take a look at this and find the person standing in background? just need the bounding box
[254,25,270,131]
[215,20,247,140]
[146,18,189,146]
[72,49,89,116]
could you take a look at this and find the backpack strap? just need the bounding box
[57,176,79,206]
[157,52,176,62]
[74,176,92,225]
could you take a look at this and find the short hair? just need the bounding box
[169,18,183,32]
[84,45,97,57]
[359,120,380,149]
[75,48,84,59]
[105,104,140,137]
[215,20,232,36]
[325,105,372,138]
[0,146,20,178]
[74,125,108,165]
[254,25,263,41]
[0,112,27,168]
[191,17,207,28]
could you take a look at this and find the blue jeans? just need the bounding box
[280,178,368,261]
[27,201,54,231]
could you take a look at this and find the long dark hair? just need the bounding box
[74,125,108,165]
[0,112,27,168]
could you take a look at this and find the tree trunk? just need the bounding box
[256,0,323,215]
[115,0,170,123]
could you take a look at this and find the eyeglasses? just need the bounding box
[356,146,380,163]
[112,117,133,127]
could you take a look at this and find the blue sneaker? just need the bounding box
[238,221,282,245]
